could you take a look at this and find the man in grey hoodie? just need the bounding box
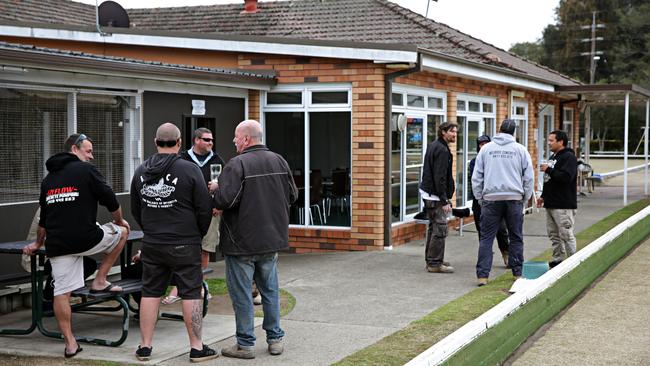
[471,119,534,286]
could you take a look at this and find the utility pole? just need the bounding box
[580,11,605,163]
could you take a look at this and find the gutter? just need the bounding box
[383,55,422,248]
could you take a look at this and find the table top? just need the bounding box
[0,230,144,254]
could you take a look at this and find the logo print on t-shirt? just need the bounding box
[45,186,79,204]
[141,178,176,198]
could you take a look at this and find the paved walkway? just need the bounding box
[0,175,645,365]
[508,237,650,366]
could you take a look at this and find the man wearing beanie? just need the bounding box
[471,119,534,286]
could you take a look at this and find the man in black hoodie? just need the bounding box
[23,133,130,358]
[130,123,216,362]
[418,121,458,274]
[537,130,578,268]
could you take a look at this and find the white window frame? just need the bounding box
[563,107,574,148]
[391,84,447,224]
[511,100,529,147]
[456,94,497,207]
[0,82,140,206]
[262,83,353,229]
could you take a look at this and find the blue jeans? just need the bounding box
[225,253,284,347]
[476,200,524,278]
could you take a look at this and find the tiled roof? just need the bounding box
[0,41,276,81]
[0,0,579,86]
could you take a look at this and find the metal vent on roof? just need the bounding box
[99,1,130,28]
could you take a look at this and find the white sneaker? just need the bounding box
[253,293,262,305]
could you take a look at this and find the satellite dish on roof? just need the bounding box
[98,1,130,28]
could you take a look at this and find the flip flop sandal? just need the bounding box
[64,346,83,358]
[161,295,181,305]
[89,283,122,294]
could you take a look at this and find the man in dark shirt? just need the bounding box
[130,123,216,363]
[213,120,298,359]
[23,133,130,358]
[537,130,578,268]
[160,128,225,305]
[418,122,458,274]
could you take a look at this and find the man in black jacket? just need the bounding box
[130,123,216,362]
[23,133,130,358]
[161,127,226,305]
[418,121,458,273]
[213,120,298,359]
[537,130,578,268]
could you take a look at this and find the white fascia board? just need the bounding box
[422,54,555,93]
[0,67,249,98]
[1,25,418,63]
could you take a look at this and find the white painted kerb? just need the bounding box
[406,204,650,366]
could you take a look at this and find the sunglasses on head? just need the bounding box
[74,133,88,146]
[156,139,179,148]
[200,137,214,143]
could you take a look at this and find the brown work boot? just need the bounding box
[477,278,488,287]
[426,264,455,273]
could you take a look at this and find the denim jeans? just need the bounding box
[225,253,284,347]
[476,200,524,278]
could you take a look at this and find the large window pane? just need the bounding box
[427,114,443,145]
[405,167,421,215]
[428,97,443,109]
[265,112,305,225]
[391,113,402,223]
[77,94,128,193]
[0,88,67,204]
[310,112,351,227]
[468,101,480,112]
[406,117,423,165]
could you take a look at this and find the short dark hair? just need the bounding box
[500,119,517,135]
[193,127,212,141]
[550,130,568,147]
[63,133,92,152]
[437,121,458,139]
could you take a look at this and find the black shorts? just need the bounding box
[140,243,203,300]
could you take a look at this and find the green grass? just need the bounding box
[335,198,650,366]
[204,278,296,318]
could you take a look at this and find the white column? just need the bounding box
[584,106,591,164]
[623,93,630,206]
[643,99,650,196]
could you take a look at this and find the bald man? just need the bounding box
[213,120,298,359]
[130,123,217,362]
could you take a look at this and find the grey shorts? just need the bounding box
[50,223,122,296]
[201,215,220,253]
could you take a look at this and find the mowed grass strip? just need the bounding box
[335,199,650,366]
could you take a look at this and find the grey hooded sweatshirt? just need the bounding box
[471,133,534,202]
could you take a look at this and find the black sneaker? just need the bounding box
[190,344,219,363]
[135,345,152,361]
[549,260,562,269]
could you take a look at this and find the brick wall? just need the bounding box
[239,54,567,252]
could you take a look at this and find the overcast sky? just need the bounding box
[76,0,559,50]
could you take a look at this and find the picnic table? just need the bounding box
[0,231,144,347]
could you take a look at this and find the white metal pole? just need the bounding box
[623,93,630,206]
[643,99,650,196]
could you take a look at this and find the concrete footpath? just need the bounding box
[161,181,648,366]
[508,238,650,366]
[0,176,645,365]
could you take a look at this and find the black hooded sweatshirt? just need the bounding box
[130,153,211,245]
[39,153,120,258]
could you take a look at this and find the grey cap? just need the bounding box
[500,119,517,135]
